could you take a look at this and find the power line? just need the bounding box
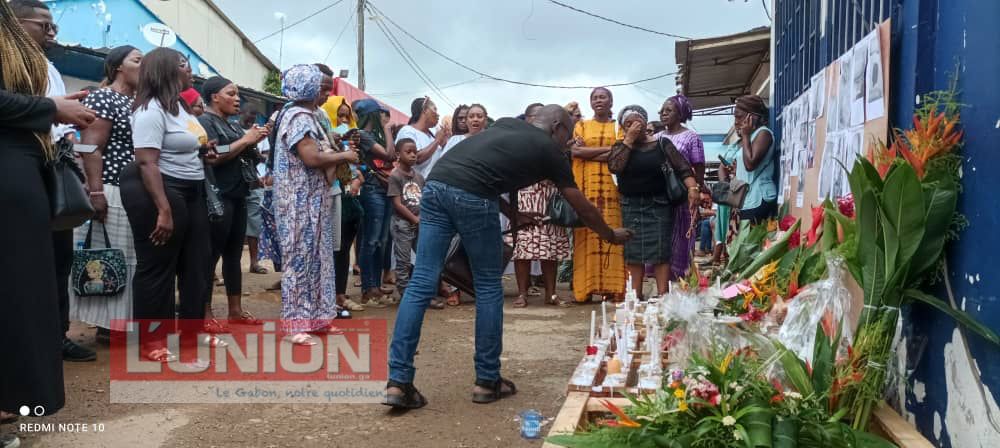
[366,1,677,90]
[366,4,455,108]
[761,0,772,21]
[544,0,691,40]
[323,7,357,63]
[370,77,485,97]
[252,0,347,44]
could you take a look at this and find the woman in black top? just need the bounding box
[198,76,269,330]
[0,0,97,422]
[608,105,699,298]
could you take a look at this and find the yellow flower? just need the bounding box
[678,400,689,412]
[720,351,735,374]
[767,219,778,232]
[674,388,686,399]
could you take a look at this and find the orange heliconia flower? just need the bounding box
[896,111,963,178]
[600,399,641,428]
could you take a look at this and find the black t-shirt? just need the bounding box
[427,118,577,197]
[617,143,667,197]
[199,113,249,198]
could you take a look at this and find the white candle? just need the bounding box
[589,310,595,347]
[601,301,608,339]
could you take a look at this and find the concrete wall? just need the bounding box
[139,0,272,90]
[894,0,1000,446]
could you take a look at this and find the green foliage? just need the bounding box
[739,220,801,280]
[263,70,281,96]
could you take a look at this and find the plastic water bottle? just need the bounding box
[519,409,543,439]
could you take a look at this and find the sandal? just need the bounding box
[512,294,528,308]
[230,311,262,326]
[290,333,316,346]
[446,290,461,307]
[203,318,229,334]
[471,377,517,404]
[546,295,573,308]
[342,298,365,311]
[201,334,229,348]
[429,298,446,310]
[146,348,177,363]
[383,380,427,409]
[249,265,269,274]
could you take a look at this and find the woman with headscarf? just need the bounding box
[120,47,219,361]
[0,0,96,426]
[198,76,269,331]
[321,95,367,313]
[70,45,143,340]
[180,87,204,117]
[656,94,706,279]
[570,87,625,302]
[733,95,776,223]
[273,64,359,345]
[608,105,700,297]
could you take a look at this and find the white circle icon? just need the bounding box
[33,405,45,416]
[18,406,29,416]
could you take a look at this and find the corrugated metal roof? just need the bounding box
[675,27,771,111]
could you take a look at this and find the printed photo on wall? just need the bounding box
[807,123,817,169]
[810,72,826,120]
[837,50,853,132]
[866,29,885,120]
[850,43,868,127]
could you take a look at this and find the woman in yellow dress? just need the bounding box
[571,87,625,302]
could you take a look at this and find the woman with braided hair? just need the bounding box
[0,0,96,429]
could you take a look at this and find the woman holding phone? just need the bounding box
[732,95,777,224]
[198,76,269,331]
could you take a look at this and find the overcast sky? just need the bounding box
[215,0,769,133]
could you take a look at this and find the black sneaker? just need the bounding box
[1,434,20,448]
[62,337,96,362]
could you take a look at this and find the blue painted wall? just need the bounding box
[895,0,1000,445]
[47,0,217,78]
[775,0,1000,444]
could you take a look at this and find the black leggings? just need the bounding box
[210,195,247,296]
[52,229,73,335]
[336,217,360,295]
[120,164,211,347]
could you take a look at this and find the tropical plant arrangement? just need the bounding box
[547,323,896,448]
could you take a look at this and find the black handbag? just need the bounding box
[711,179,750,209]
[658,138,689,205]
[546,191,584,228]
[47,138,95,230]
[71,222,127,297]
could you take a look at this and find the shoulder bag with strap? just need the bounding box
[71,222,127,297]
[657,138,689,205]
[206,114,263,190]
[47,138,95,230]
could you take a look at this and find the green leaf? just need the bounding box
[906,186,958,284]
[740,219,801,279]
[880,163,926,276]
[851,428,899,448]
[811,323,835,395]
[797,251,827,286]
[856,190,885,307]
[773,341,814,396]
[904,289,1000,346]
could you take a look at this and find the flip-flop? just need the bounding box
[249,265,269,274]
[512,294,528,308]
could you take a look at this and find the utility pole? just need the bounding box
[356,0,366,90]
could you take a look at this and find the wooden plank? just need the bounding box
[585,397,631,413]
[871,404,934,448]
[541,392,591,448]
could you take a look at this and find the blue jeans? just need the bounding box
[698,219,712,253]
[389,181,504,384]
[359,178,392,291]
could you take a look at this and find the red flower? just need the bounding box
[837,194,855,218]
[806,205,824,248]
[779,215,797,231]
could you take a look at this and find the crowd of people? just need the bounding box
[0,0,779,440]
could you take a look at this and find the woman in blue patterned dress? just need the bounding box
[273,64,360,345]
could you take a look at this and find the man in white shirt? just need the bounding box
[12,0,97,362]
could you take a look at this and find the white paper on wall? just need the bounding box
[865,29,885,120]
[850,42,868,127]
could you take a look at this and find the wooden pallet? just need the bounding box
[543,394,932,448]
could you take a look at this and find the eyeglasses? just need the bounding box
[19,18,58,34]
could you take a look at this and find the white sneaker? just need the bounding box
[363,296,387,308]
[343,298,365,311]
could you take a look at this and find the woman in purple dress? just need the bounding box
[655,95,705,279]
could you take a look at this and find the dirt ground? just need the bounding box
[7,254,622,448]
